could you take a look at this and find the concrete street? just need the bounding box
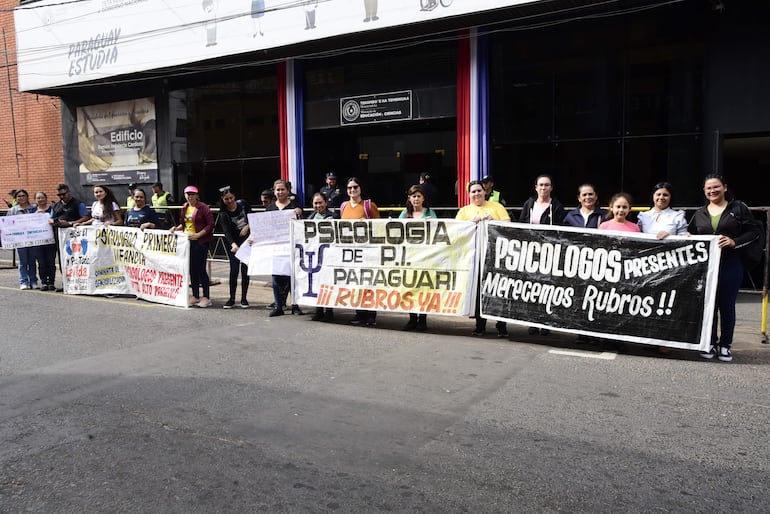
[0,260,769,512]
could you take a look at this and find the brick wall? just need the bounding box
[0,0,64,208]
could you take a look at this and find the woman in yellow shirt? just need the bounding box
[456,180,510,337]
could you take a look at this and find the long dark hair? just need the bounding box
[95,185,119,218]
[346,177,367,199]
[405,185,430,216]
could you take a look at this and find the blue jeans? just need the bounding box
[713,251,743,348]
[189,242,210,299]
[16,246,37,287]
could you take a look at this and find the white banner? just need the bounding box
[244,209,297,276]
[15,0,539,91]
[0,213,55,249]
[59,226,190,307]
[291,218,478,316]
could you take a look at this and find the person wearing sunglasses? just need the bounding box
[48,184,90,291]
[340,177,380,327]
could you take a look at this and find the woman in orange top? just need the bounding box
[340,177,380,326]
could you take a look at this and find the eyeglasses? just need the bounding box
[347,185,360,190]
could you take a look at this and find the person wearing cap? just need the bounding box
[481,175,506,206]
[5,189,18,208]
[418,172,439,206]
[151,181,175,229]
[319,172,343,210]
[126,183,137,210]
[171,185,215,308]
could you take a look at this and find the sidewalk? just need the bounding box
[2,248,768,350]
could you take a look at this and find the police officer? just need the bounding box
[151,181,175,228]
[319,171,343,210]
[482,175,506,205]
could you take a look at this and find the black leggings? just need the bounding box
[226,247,249,301]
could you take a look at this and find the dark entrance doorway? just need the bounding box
[303,118,456,208]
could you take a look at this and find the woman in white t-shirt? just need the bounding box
[76,185,122,227]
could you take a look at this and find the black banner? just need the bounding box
[481,222,720,350]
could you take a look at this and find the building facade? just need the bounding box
[9,0,770,212]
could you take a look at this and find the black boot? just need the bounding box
[403,313,418,331]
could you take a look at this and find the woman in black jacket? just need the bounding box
[218,187,252,309]
[519,174,566,226]
[519,174,565,336]
[688,174,762,362]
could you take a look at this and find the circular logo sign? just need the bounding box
[342,100,361,122]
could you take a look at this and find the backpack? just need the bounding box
[340,199,371,219]
[733,201,766,271]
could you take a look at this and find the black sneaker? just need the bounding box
[223,299,235,309]
[700,345,716,359]
[350,317,365,326]
[269,308,284,317]
[472,328,484,336]
[497,329,509,338]
[239,300,250,309]
[717,346,733,362]
[291,305,304,315]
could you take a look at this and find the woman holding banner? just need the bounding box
[6,189,38,290]
[456,180,510,338]
[341,177,380,327]
[309,192,336,322]
[400,185,437,331]
[33,191,57,291]
[564,183,607,229]
[519,174,564,336]
[171,185,214,308]
[218,186,251,309]
[124,188,159,230]
[637,182,688,239]
[76,185,123,227]
[267,179,304,317]
[689,174,762,363]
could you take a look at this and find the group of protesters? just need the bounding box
[4,173,763,362]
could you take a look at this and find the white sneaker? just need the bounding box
[717,346,733,362]
[19,284,30,290]
[700,345,716,359]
